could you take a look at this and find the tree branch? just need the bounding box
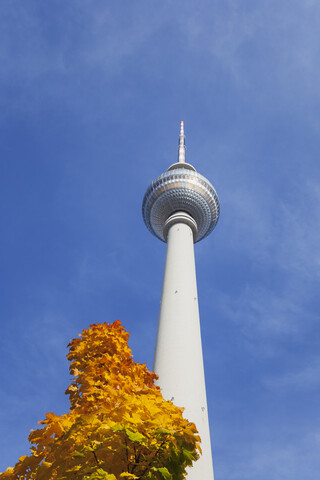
[138,440,166,478]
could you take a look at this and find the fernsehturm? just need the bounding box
[142,122,220,479]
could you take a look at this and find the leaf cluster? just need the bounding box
[0,321,200,479]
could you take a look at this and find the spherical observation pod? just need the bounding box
[142,162,220,243]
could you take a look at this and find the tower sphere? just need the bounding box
[142,124,220,243]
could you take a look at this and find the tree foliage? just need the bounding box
[1,321,200,479]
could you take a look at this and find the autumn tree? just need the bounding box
[0,321,200,479]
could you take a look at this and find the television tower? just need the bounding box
[142,122,220,479]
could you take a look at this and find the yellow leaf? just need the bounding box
[120,473,139,479]
[0,322,200,478]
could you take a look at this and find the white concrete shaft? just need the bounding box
[154,217,214,480]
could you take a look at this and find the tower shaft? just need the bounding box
[154,212,214,480]
[143,122,219,479]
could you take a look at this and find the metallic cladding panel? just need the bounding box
[142,167,220,242]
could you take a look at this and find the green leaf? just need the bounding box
[125,429,145,443]
[157,467,172,480]
[111,424,125,432]
[182,447,197,462]
[84,468,117,479]
[71,450,85,458]
[154,428,171,435]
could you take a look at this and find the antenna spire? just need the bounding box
[178,120,186,163]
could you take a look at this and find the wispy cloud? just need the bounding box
[178,0,320,99]
[213,172,320,362]
[263,358,320,391]
[220,429,320,480]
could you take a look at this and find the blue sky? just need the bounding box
[1,1,320,478]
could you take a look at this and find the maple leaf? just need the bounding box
[120,473,139,479]
[0,321,200,479]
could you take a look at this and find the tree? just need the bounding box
[1,321,200,479]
